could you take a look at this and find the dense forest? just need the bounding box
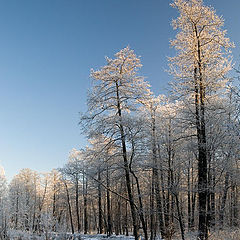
[0,0,239,239]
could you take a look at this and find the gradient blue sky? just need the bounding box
[0,0,239,180]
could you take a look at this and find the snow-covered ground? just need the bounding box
[6,230,240,240]
[7,231,136,240]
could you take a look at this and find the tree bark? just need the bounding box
[115,80,139,240]
[130,171,148,240]
[194,31,208,240]
[219,172,230,229]
[150,173,156,240]
[98,169,103,234]
[106,165,112,236]
[187,159,191,231]
[175,194,185,240]
[64,181,74,234]
[83,172,88,234]
[75,176,81,232]
[151,107,165,239]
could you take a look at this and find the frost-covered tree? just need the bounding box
[59,149,86,234]
[81,46,151,240]
[8,169,40,232]
[169,0,234,239]
[0,173,8,239]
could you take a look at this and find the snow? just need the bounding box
[7,232,136,240]
[6,230,240,240]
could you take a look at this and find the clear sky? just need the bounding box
[0,0,239,180]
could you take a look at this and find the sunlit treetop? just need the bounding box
[169,0,234,96]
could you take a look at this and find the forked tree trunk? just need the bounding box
[129,166,148,240]
[115,80,139,240]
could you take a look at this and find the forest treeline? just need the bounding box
[0,0,239,240]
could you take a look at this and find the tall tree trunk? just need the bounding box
[150,173,156,240]
[233,184,238,227]
[194,34,208,239]
[151,107,165,239]
[219,171,230,229]
[187,159,191,231]
[91,199,97,232]
[157,144,168,235]
[175,194,185,240]
[75,177,81,232]
[196,87,208,240]
[115,196,122,235]
[210,168,216,228]
[115,80,139,240]
[106,165,112,236]
[166,119,172,235]
[98,169,103,234]
[125,200,129,236]
[129,169,148,240]
[64,182,74,234]
[15,191,19,229]
[32,181,37,232]
[83,172,88,234]
[191,175,197,230]
[52,182,56,231]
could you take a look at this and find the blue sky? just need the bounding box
[0,0,239,180]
